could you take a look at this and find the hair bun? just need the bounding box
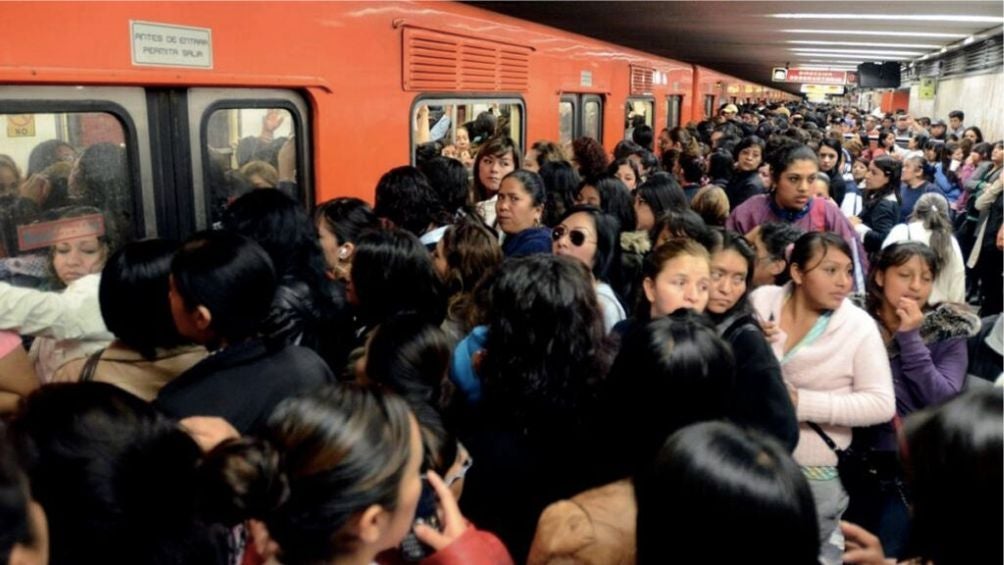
[200,437,290,526]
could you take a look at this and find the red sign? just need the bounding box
[17,214,106,251]
[772,67,849,85]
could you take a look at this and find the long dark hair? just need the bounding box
[865,242,939,318]
[635,421,819,565]
[579,175,635,234]
[635,172,689,221]
[539,160,581,226]
[480,255,611,431]
[556,205,620,283]
[707,230,756,322]
[200,384,414,564]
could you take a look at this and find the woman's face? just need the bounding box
[575,184,602,207]
[902,160,922,183]
[758,163,772,190]
[523,148,540,172]
[812,179,831,201]
[736,146,762,173]
[431,237,449,280]
[478,150,515,195]
[865,162,890,190]
[495,176,541,234]
[951,148,965,162]
[634,193,655,231]
[792,247,853,311]
[707,248,748,315]
[552,211,598,270]
[992,144,1004,165]
[818,146,839,173]
[615,163,638,189]
[643,254,711,317]
[882,133,896,149]
[773,158,818,210]
[749,231,782,288]
[455,128,470,152]
[964,129,979,143]
[52,235,106,285]
[852,160,869,182]
[317,220,351,280]
[923,147,937,162]
[876,255,934,308]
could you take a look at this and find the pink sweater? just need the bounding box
[749,284,895,467]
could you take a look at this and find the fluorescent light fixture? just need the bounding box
[781,29,967,39]
[790,48,924,56]
[787,40,939,49]
[798,52,911,61]
[770,14,1002,23]
[807,59,864,64]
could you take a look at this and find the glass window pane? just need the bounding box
[625,99,653,140]
[583,100,600,141]
[666,96,682,129]
[704,95,716,120]
[412,99,524,168]
[203,107,297,226]
[559,101,574,144]
[0,111,134,289]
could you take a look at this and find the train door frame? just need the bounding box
[665,94,683,130]
[559,93,604,143]
[0,85,154,236]
[187,88,312,231]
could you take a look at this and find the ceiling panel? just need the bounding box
[471,1,1003,93]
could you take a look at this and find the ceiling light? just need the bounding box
[770,14,1003,23]
[787,40,939,49]
[790,48,922,57]
[781,29,967,39]
[797,52,911,61]
[807,59,864,65]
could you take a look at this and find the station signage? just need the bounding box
[799,84,846,95]
[772,67,849,86]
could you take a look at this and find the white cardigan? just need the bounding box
[0,274,112,381]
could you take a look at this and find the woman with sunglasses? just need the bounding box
[551,205,625,333]
[496,170,551,257]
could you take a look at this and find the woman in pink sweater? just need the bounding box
[749,231,894,565]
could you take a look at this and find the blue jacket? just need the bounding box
[501,227,552,257]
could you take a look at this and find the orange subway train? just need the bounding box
[0,1,796,240]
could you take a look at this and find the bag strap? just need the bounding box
[79,347,106,382]
[807,422,840,453]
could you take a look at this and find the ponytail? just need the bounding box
[911,192,954,271]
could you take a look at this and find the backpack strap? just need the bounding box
[79,347,106,382]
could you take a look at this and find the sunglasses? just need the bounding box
[552,225,596,247]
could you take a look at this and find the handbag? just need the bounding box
[807,422,880,496]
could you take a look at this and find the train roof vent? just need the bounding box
[630,65,654,95]
[403,27,531,92]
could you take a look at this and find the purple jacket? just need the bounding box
[866,303,980,451]
[726,194,869,278]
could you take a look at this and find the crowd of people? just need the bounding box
[0,100,1001,565]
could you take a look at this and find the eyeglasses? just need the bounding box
[551,225,596,247]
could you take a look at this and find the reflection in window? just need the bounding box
[412,99,524,168]
[583,100,601,141]
[704,95,716,120]
[0,112,133,290]
[559,101,575,145]
[204,107,298,226]
[625,98,653,140]
[666,96,683,129]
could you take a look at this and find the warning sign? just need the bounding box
[6,115,35,138]
[131,21,213,69]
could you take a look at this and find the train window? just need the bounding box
[625,98,653,140]
[0,110,138,288]
[582,95,603,142]
[559,98,576,144]
[666,95,683,129]
[703,95,716,120]
[412,98,525,166]
[201,107,299,226]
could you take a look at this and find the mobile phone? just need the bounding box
[399,478,441,561]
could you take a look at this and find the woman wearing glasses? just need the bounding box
[551,206,626,333]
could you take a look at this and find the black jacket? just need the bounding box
[827,169,847,207]
[718,313,800,452]
[725,170,765,211]
[860,195,899,254]
[265,277,354,374]
[155,338,334,434]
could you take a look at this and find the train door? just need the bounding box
[665,95,683,129]
[703,95,716,121]
[559,94,604,144]
[624,97,654,141]
[0,86,311,287]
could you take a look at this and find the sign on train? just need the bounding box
[772,67,848,86]
[17,215,106,251]
[130,21,213,69]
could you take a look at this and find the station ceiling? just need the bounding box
[472,1,1004,93]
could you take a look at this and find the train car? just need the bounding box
[0,1,793,245]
